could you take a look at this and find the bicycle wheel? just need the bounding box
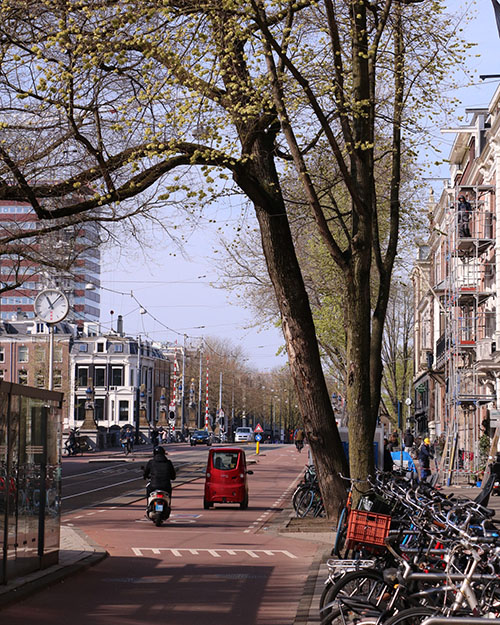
[382,606,436,625]
[320,569,388,623]
[332,505,348,556]
[319,579,335,611]
[313,495,325,517]
[295,488,315,517]
[292,484,308,511]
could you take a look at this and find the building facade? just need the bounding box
[0,200,101,322]
[70,320,172,437]
[413,85,500,478]
[0,320,74,420]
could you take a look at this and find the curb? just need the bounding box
[293,545,329,625]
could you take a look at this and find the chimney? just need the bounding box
[117,314,124,336]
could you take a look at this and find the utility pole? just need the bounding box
[135,335,141,444]
[181,334,186,432]
[198,339,203,429]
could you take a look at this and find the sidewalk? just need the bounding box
[291,483,500,625]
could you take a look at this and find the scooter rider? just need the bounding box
[143,446,176,497]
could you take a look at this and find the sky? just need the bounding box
[99,1,500,372]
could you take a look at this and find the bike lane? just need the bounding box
[2,446,320,625]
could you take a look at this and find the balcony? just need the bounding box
[435,334,446,370]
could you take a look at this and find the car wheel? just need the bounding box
[203,499,212,510]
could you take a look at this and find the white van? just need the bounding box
[234,427,254,443]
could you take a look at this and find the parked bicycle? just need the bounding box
[320,469,500,625]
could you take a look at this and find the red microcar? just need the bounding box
[203,447,253,510]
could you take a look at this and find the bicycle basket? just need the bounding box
[357,493,392,515]
[345,510,391,548]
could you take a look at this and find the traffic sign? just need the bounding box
[254,423,263,433]
[169,402,176,411]
[255,433,262,442]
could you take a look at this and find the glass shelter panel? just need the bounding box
[0,382,63,585]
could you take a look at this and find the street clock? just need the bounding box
[34,288,69,324]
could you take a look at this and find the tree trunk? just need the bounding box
[233,135,349,517]
[345,218,377,492]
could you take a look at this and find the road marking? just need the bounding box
[62,476,142,500]
[131,547,297,559]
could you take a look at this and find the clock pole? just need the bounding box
[48,323,54,390]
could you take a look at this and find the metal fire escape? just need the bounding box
[444,184,495,482]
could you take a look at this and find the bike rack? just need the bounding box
[326,559,375,575]
[422,619,500,625]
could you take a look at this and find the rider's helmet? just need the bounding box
[153,446,166,456]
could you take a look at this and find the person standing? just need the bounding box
[387,432,399,452]
[383,438,394,472]
[457,195,472,237]
[418,437,433,481]
[403,429,414,452]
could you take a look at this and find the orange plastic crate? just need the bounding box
[345,510,391,548]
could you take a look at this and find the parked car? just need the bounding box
[204,447,253,509]
[234,427,254,443]
[190,429,212,446]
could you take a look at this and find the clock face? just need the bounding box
[34,289,69,323]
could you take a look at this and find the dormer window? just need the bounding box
[114,343,123,353]
[97,342,104,353]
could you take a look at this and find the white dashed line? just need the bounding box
[131,547,298,559]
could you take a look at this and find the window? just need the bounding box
[18,346,28,363]
[94,367,105,387]
[53,370,62,389]
[94,398,105,421]
[0,370,5,381]
[0,347,4,363]
[111,367,123,386]
[78,343,88,352]
[54,347,63,362]
[96,343,104,353]
[114,343,123,353]
[18,369,28,385]
[118,400,129,421]
[130,369,134,386]
[77,366,89,387]
[35,346,45,363]
[75,397,86,421]
[35,371,45,388]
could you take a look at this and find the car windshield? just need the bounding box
[212,451,240,470]
[194,430,206,436]
[236,428,251,433]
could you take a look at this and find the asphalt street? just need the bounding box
[2,444,324,625]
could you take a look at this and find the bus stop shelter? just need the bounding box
[0,382,63,585]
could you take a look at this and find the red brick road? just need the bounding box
[2,446,320,625]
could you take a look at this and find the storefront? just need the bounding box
[0,382,63,584]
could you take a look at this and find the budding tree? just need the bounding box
[0,0,467,514]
